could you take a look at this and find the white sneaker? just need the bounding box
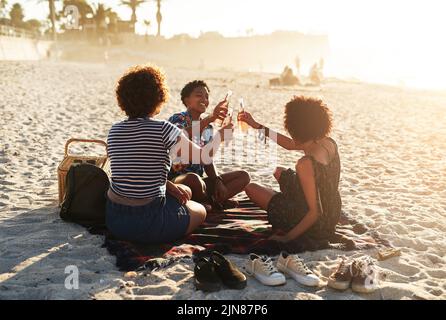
[277,251,320,287]
[245,253,286,286]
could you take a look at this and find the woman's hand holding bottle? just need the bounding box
[237,111,261,129]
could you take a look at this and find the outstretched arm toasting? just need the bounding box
[238,111,298,150]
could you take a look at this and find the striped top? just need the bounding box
[107,117,182,199]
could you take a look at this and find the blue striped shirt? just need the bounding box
[107,117,182,199]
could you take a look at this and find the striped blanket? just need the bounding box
[92,197,389,271]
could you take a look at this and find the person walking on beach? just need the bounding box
[238,96,341,244]
[168,80,250,210]
[106,65,233,244]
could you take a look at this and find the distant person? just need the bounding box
[104,50,109,63]
[309,62,323,85]
[168,80,250,210]
[238,96,341,244]
[106,65,233,244]
[280,66,300,85]
[295,56,301,76]
[269,66,300,86]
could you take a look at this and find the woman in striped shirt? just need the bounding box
[106,64,232,244]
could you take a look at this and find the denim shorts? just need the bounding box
[106,194,190,244]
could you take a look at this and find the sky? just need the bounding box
[7,0,446,89]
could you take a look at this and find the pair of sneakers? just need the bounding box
[194,251,247,292]
[328,256,379,293]
[244,252,320,287]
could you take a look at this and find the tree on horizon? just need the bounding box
[92,2,119,43]
[120,0,146,33]
[28,0,58,39]
[9,3,24,27]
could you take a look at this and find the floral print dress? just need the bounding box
[167,110,214,180]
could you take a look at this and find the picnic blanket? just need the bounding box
[90,196,390,272]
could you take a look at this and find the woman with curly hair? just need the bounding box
[238,96,341,244]
[106,64,232,244]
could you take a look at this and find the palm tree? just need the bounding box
[106,9,118,34]
[47,0,57,40]
[120,0,146,33]
[9,3,24,27]
[93,3,106,32]
[155,0,161,37]
[35,0,57,40]
[92,2,118,43]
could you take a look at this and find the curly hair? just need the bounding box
[115,64,169,118]
[180,80,209,106]
[284,96,332,143]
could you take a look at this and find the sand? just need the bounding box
[0,60,445,300]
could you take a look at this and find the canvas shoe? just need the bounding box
[244,253,286,286]
[276,251,320,287]
[327,256,353,290]
[351,257,379,294]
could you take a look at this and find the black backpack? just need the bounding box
[60,163,110,227]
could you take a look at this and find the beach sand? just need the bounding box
[0,61,445,300]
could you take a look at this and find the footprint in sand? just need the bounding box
[426,269,446,279]
[384,261,420,277]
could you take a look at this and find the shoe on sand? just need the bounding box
[210,251,247,290]
[351,257,379,294]
[194,257,221,292]
[277,251,320,287]
[244,253,286,286]
[327,256,353,291]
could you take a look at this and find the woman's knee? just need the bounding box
[273,166,286,182]
[185,201,207,233]
[245,182,260,195]
[184,172,202,183]
[238,170,251,186]
[183,173,206,190]
[186,200,207,221]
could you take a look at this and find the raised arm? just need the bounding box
[237,111,298,150]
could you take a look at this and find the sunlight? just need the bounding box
[12,0,446,89]
[0,242,69,283]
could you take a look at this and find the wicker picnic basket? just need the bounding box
[57,138,109,206]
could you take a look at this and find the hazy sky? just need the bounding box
[9,0,446,89]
